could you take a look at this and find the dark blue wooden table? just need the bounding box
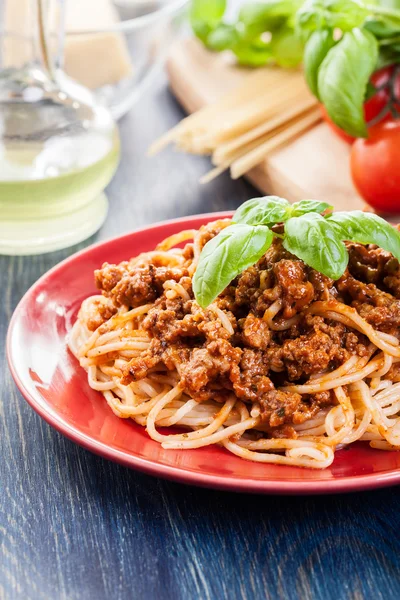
[2,78,400,600]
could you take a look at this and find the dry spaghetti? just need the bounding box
[148,69,321,183]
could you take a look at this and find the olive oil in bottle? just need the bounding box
[0,0,120,254]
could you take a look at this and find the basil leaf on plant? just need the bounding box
[193,224,273,308]
[239,0,292,36]
[318,28,378,138]
[270,26,304,67]
[291,199,333,217]
[190,0,226,44]
[296,0,369,39]
[233,39,272,67]
[233,196,291,226]
[328,211,400,261]
[324,0,370,30]
[304,30,335,99]
[295,0,327,39]
[283,213,348,280]
[207,24,240,51]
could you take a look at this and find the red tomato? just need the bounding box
[350,119,400,213]
[320,66,394,144]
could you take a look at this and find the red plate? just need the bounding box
[7,213,400,494]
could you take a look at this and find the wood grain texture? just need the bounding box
[166,38,365,211]
[1,75,400,600]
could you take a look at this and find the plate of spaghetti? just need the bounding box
[8,197,400,494]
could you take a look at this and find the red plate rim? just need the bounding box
[7,211,400,495]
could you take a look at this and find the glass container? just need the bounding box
[0,0,120,255]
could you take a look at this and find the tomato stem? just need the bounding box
[367,104,391,128]
[367,65,400,128]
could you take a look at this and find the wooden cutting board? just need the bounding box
[166,38,364,212]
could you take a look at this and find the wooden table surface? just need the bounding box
[2,77,400,600]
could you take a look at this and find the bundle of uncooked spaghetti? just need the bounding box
[149,68,321,182]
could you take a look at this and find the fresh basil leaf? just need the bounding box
[324,0,370,30]
[233,39,272,67]
[295,0,324,39]
[270,26,304,67]
[291,199,333,217]
[239,0,293,35]
[233,196,291,226]
[318,28,378,138]
[328,211,400,261]
[240,0,302,28]
[193,224,273,308]
[304,30,336,99]
[296,0,368,40]
[283,213,348,279]
[207,24,240,51]
[190,0,226,44]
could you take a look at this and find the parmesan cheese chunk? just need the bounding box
[3,0,133,89]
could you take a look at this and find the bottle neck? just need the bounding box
[1,0,65,81]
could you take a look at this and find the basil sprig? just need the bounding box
[190,0,304,68]
[191,0,400,138]
[193,196,400,308]
[295,0,400,136]
[303,29,336,99]
[233,195,332,225]
[190,0,226,45]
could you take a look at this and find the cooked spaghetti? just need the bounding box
[68,219,400,469]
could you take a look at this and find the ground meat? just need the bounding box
[143,297,191,343]
[179,339,242,399]
[85,297,118,331]
[98,224,400,434]
[196,219,231,250]
[263,237,293,264]
[181,243,194,261]
[308,270,335,301]
[123,339,163,381]
[241,314,271,350]
[280,329,347,380]
[142,297,234,345]
[235,267,262,307]
[274,260,315,318]
[338,273,400,334]
[347,242,392,285]
[291,391,334,424]
[383,257,400,298]
[232,349,272,401]
[385,363,400,382]
[356,303,400,334]
[96,263,188,308]
[260,389,302,427]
